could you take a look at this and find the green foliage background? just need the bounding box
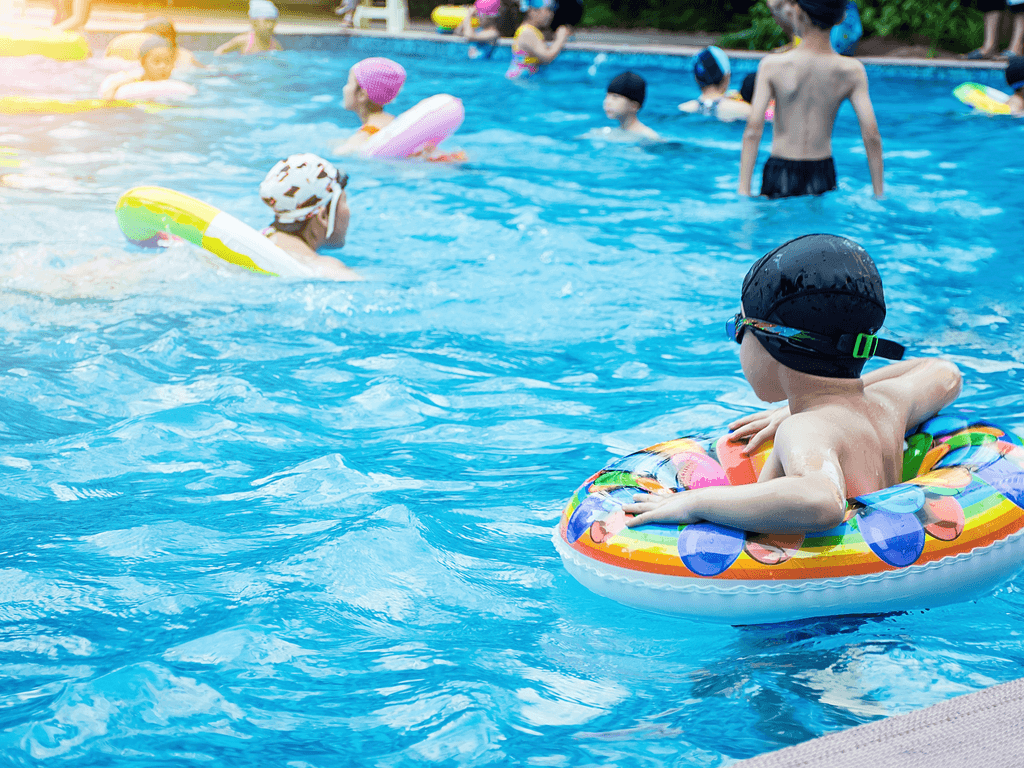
[409,0,987,55]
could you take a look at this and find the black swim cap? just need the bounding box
[607,71,646,107]
[741,234,899,379]
[740,72,757,104]
[1007,56,1024,91]
[795,0,847,29]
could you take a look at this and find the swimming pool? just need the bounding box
[1,42,1022,766]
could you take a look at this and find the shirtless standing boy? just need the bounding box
[739,0,884,199]
[624,234,961,534]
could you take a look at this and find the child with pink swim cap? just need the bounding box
[454,0,502,60]
[334,57,407,155]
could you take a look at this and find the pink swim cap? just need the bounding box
[475,0,500,14]
[352,57,406,106]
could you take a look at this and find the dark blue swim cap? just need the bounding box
[694,46,730,88]
[741,234,894,379]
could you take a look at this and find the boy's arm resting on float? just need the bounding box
[848,62,884,197]
[738,60,773,196]
[863,358,963,431]
[727,358,963,455]
[624,418,847,534]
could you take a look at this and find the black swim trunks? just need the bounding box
[760,156,838,199]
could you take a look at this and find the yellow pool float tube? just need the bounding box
[0,24,90,61]
[0,96,168,116]
[116,186,315,278]
[431,4,474,31]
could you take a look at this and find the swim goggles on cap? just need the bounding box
[726,314,905,360]
[326,172,349,237]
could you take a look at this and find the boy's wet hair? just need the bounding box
[795,0,847,29]
[741,234,888,379]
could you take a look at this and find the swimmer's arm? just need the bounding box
[215,34,246,55]
[624,421,848,534]
[848,63,884,197]
[316,256,363,281]
[728,404,791,454]
[54,0,90,31]
[100,70,137,100]
[862,358,962,431]
[519,25,570,64]
[739,61,773,196]
[716,99,752,123]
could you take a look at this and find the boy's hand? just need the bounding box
[622,490,701,527]
[555,26,572,40]
[728,405,790,455]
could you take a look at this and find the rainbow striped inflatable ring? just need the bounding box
[553,414,1024,624]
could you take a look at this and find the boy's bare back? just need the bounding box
[760,47,868,160]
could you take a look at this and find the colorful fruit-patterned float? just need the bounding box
[553,414,1024,624]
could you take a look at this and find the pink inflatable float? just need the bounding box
[361,94,465,159]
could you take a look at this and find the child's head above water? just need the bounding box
[138,36,175,81]
[740,72,757,104]
[694,46,730,91]
[735,234,904,385]
[520,0,555,26]
[249,0,279,35]
[1007,56,1024,96]
[792,0,847,30]
[604,71,646,120]
[344,57,406,111]
[260,153,350,244]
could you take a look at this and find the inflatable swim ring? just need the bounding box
[953,83,1012,116]
[431,4,473,31]
[99,74,197,102]
[0,25,90,61]
[116,186,315,278]
[361,94,465,160]
[0,96,168,116]
[554,414,1024,624]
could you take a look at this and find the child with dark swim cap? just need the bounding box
[624,234,962,534]
[1006,56,1024,116]
[603,72,658,139]
[739,0,884,199]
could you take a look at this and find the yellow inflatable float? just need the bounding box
[431,4,474,31]
[0,24,90,61]
[0,96,168,116]
[116,186,315,278]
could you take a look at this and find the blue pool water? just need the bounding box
[1,43,1023,766]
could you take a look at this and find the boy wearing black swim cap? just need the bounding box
[1006,56,1024,116]
[624,234,962,534]
[739,0,884,199]
[603,71,658,139]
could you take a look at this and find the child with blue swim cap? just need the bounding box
[506,0,572,79]
[624,234,961,535]
[216,0,284,55]
[678,46,737,118]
